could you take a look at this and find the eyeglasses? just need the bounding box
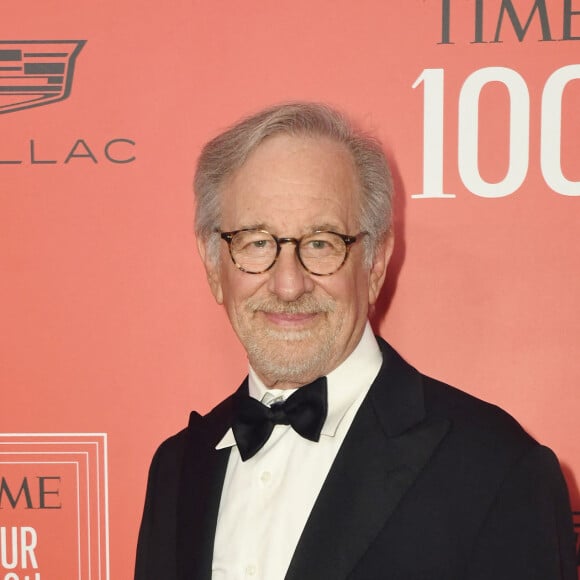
[218,228,367,276]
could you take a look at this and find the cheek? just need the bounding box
[222,270,266,313]
[335,269,372,317]
[315,274,360,312]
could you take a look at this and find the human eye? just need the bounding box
[250,238,270,249]
[308,239,330,250]
[302,233,342,256]
[234,231,275,255]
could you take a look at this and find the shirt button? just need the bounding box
[260,471,272,485]
[245,563,257,576]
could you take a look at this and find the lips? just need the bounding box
[263,311,318,326]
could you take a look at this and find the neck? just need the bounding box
[260,375,317,391]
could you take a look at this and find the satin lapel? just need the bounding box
[286,341,450,580]
[176,380,248,580]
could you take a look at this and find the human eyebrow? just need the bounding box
[308,223,345,233]
[232,223,269,231]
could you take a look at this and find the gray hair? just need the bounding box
[194,102,393,264]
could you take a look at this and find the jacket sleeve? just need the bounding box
[466,444,577,580]
[134,433,185,580]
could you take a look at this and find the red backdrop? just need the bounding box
[1,1,579,577]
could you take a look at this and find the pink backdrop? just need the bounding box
[1,1,579,577]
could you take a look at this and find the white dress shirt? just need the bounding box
[211,322,383,580]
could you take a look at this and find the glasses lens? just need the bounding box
[230,230,277,272]
[299,232,347,275]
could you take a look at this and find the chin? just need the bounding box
[247,337,335,385]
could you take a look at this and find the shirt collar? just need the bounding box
[216,322,382,449]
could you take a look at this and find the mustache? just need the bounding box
[246,295,335,315]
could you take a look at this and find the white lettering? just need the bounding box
[412,68,455,198]
[414,65,578,197]
[541,64,580,195]
[0,527,38,570]
[459,66,529,197]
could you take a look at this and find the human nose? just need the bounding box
[267,241,314,301]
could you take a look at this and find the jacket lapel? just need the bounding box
[176,380,248,580]
[286,340,450,580]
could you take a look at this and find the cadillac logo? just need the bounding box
[0,40,85,115]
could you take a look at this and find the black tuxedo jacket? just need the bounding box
[135,339,576,579]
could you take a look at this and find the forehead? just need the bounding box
[220,133,361,232]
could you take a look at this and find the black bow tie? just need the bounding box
[232,376,328,461]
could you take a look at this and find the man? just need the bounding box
[135,102,576,579]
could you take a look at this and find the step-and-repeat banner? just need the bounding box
[1,1,579,577]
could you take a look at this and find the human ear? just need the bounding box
[368,229,394,305]
[197,236,224,304]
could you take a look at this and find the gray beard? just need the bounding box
[239,294,338,384]
[245,327,336,384]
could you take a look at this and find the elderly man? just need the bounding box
[135,103,576,580]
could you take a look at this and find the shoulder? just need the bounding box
[373,341,575,578]
[377,338,570,497]
[149,381,243,468]
[423,374,543,476]
[144,425,191,490]
[376,337,539,467]
[423,374,535,445]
